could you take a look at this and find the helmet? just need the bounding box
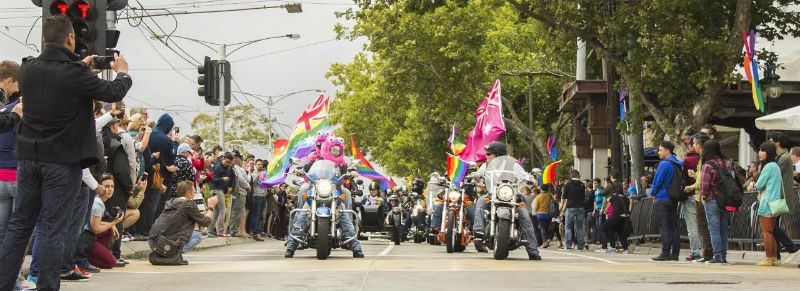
[368,181,381,191]
[484,141,507,157]
[411,178,425,194]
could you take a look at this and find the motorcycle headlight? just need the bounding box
[496,185,514,201]
[316,180,333,198]
[448,191,461,202]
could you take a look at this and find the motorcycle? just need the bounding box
[385,195,405,245]
[481,156,528,260]
[288,160,359,260]
[426,177,448,245]
[408,192,428,243]
[438,181,474,253]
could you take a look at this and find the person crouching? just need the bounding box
[148,181,218,265]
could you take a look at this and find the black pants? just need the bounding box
[537,217,551,243]
[655,200,680,257]
[774,216,797,259]
[602,215,629,250]
[136,188,162,236]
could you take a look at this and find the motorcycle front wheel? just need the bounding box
[493,219,511,260]
[316,217,331,260]
[445,210,456,253]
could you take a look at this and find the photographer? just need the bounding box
[0,15,131,291]
[148,181,218,265]
[82,175,125,269]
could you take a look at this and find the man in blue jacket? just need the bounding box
[650,141,684,261]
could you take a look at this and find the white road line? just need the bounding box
[377,241,394,256]
[543,250,620,264]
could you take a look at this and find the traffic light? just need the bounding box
[218,60,231,106]
[41,0,108,58]
[197,56,218,105]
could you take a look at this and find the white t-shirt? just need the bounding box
[84,196,105,231]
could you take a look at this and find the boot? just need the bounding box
[353,250,365,258]
[284,249,295,258]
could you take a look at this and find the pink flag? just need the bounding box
[459,80,506,162]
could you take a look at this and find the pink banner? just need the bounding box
[459,80,506,162]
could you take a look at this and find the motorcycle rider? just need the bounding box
[430,177,478,250]
[285,136,363,258]
[361,181,390,209]
[472,142,542,260]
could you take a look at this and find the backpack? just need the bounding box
[665,160,688,201]
[548,198,560,217]
[709,160,744,212]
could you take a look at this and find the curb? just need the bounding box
[121,237,254,260]
[628,245,797,263]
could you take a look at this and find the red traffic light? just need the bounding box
[69,0,92,20]
[49,0,69,16]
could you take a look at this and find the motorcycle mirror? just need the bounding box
[292,179,303,186]
[290,157,300,165]
[356,179,364,185]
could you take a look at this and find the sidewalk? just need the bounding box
[121,236,256,259]
[627,244,800,264]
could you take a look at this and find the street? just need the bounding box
[62,238,800,291]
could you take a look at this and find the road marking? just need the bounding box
[544,250,620,264]
[377,241,394,256]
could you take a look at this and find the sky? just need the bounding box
[0,0,365,158]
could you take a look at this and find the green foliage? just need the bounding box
[190,104,272,156]
[329,0,573,178]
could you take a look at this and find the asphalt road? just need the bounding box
[62,238,800,291]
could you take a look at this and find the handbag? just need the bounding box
[151,206,184,257]
[768,184,790,216]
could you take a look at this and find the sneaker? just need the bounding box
[115,259,126,268]
[79,264,100,274]
[26,275,37,284]
[594,248,607,253]
[73,267,91,278]
[528,253,542,260]
[606,248,617,254]
[20,279,37,290]
[254,235,265,241]
[622,249,631,254]
[693,257,709,263]
[650,254,671,261]
[133,235,149,241]
[60,272,89,282]
[284,249,295,258]
[705,258,726,265]
[685,254,701,261]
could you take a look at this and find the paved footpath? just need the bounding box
[61,238,800,291]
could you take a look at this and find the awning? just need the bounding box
[755,105,800,131]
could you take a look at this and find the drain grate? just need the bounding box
[666,281,740,285]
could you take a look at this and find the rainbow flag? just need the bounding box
[539,160,562,186]
[743,30,764,112]
[350,136,395,190]
[448,124,466,155]
[264,94,330,186]
[446,154,470,186]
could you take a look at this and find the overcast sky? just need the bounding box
[1,0,364,157]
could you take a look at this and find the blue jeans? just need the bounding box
[0,161,82,291]
[431,202,475,232]
[286,201,361,252]
[182,230,203,253]
[564,208,585,249]
[0,180,17,243]
[250,196,266,235]
[61,184,92,274]
[587,212,598,244]
[704,200,729,261]
[655,200,680,257]
[472,194,539,255]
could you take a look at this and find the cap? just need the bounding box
[177,143,192,154]
[231,150,243,158]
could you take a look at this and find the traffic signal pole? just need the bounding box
[102,10,115,81]
[218,44,227,150]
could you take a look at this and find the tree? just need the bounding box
[507,0,800,154]
[191,104,272,155]
[329,0,574,177]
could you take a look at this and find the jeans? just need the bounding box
[286,200,361,252]
[182,230,203,253]
[0,180,17,243]
[564,208,585,249]
[135,188,162,236]
[0,161,82,291]
[704,199,729,261]
[655,200,680,257]
[431,202,475,232]
[61,184,92,274]
[587,212,598,244]
[680,196,700,256]
[209,190,226,234]
[250,196,267,235]
[537,217,551,243]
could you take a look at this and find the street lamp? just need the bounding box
[283,3,303,13]
[763,59,783,99]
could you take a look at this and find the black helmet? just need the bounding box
[484,141,507,157]
[411,178,425,194]
[368,181,381,191]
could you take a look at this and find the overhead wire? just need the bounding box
[231,38,337,63]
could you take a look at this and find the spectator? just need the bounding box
[272,184,290,240]
[265,183,280,238]
[532,185,554,248]
[250,160,268,241]
[150,113,178,197]
[681,136,702,261]
[83,175,126,269]
[561,170,585,251]
[597,184,630,254]
[792,147,800,185]
[767,132,800,256]
[699,139,734,264]
[583,179,598,245]
[0,15,131,291]
[640,175,652,197]
[102,118,135,266]
[592,178,605,246]
[208,153,236,237]
[755,142,784,266]
[0,60,21,242]
[229,151,251,238]
[148,181,218,265]
[650,141,683,261]
[129,106,148,123]
[700,124,718,140]
[0,60,20,105]
[683,133,714,263]
[169,144,197,196]
[745,161,760,192]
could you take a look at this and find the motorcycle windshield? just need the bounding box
[485,156,519,193]
[307,160,338,180]
[427,182,444,208]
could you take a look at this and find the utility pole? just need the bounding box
[527,74,535,168]
[218,44,227,150]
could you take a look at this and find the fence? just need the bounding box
[628,191,800,249]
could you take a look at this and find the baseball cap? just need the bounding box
[177,143,192,154]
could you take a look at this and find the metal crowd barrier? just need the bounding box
[628,192,800,248]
